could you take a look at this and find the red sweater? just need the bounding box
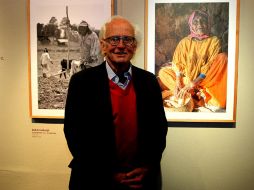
[109,79,138,169]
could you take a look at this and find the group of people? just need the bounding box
[63,9,228,190]
[40,19,102,78]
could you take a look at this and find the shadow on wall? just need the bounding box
[155,3,229,74]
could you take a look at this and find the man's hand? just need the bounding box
[117,167,148,189]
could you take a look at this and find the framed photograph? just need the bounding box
[28,0,114,118]
[146,0,239,122]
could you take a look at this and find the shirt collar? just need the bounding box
[105,61,132,81]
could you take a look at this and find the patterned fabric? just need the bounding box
[112,72,131,89]
[106,62,132,89]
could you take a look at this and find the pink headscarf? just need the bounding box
[188,10,210,40]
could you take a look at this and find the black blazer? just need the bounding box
[64,62,168,189]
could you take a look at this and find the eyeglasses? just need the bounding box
[104,36,136,46]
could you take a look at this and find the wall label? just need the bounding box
[32,128,56,137]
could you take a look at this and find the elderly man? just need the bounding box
[67,20,102,68]
[64,16,168,190]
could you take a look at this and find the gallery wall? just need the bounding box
[0,0,254,190]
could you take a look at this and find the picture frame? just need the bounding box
[145,0,239,122]
[28,0,114,118]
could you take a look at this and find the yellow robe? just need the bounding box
[158,36,227,108]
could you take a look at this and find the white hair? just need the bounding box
[99,15,142,47]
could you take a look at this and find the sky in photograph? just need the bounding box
[30,0,111,29]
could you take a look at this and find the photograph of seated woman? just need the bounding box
[158,10,228,112]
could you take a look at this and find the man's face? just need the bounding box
[100,19,137,65]
[191,15,208,36]
[78,26,88,36]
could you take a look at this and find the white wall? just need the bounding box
[0,1,71,189]
[1,0,254,190]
